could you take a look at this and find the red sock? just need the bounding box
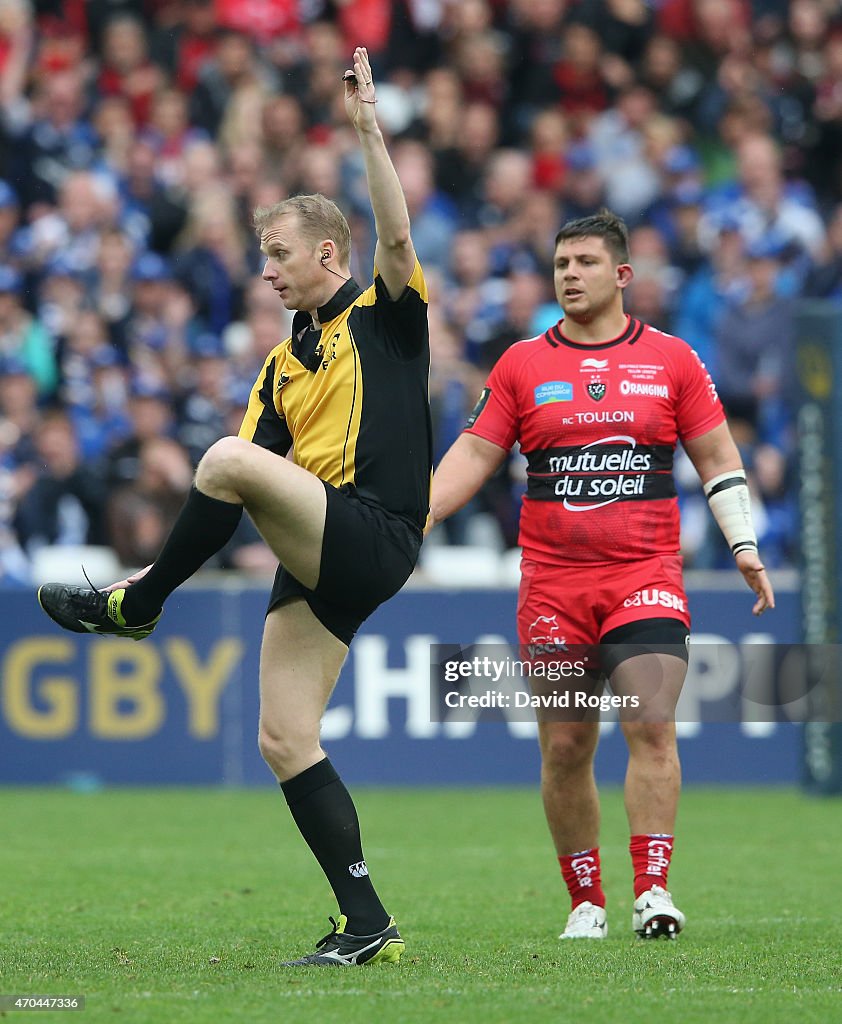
[558,848,605,909]
[630,833,674,897]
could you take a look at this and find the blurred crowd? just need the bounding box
[1,0,837,583]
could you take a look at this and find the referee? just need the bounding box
[38,47,430,967]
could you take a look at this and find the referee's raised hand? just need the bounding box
[344,46,377,131]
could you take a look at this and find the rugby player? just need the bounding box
[429,210,775,940]
[37,47,431,966]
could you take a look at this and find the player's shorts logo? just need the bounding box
[623,588,686,613]
[528,614,564,643]
[527,614,568,656]
[586,382,606,401]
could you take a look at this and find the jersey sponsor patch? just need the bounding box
[526,438,676,509]
[466,386,491,428]
[580,358,609,372]
[619,380,669,397]
[534,381,573,405]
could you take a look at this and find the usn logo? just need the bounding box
[623,589,686,613]
[535,381,573,405]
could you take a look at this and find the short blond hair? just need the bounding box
[253,194,352,265]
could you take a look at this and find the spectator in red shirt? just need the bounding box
[97,13,163,127]
[554,23,611,124]
[216,0,298,46]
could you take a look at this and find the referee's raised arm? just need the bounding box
[343,45,416,299]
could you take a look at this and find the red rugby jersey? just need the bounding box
[466,316,725,565]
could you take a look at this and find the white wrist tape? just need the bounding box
[703,470,757,556]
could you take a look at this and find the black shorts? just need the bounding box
[599,617,690,677]
[267,481,422,645]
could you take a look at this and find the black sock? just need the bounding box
[120,486,243,625]
[281,758,389,935]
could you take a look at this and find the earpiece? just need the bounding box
[319,250,350,282]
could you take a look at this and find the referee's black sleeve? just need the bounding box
[370,260,428,361]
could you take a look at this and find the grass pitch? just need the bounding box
[1,786,839,1023]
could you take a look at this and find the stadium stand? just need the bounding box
[1,0,833,583]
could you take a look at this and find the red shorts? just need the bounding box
[517,553,690,649]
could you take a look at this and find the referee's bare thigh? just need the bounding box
[195,436,327,589]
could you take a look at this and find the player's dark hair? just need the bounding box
[555,210,630,264]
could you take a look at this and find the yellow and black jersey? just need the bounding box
[239,260,432,529]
